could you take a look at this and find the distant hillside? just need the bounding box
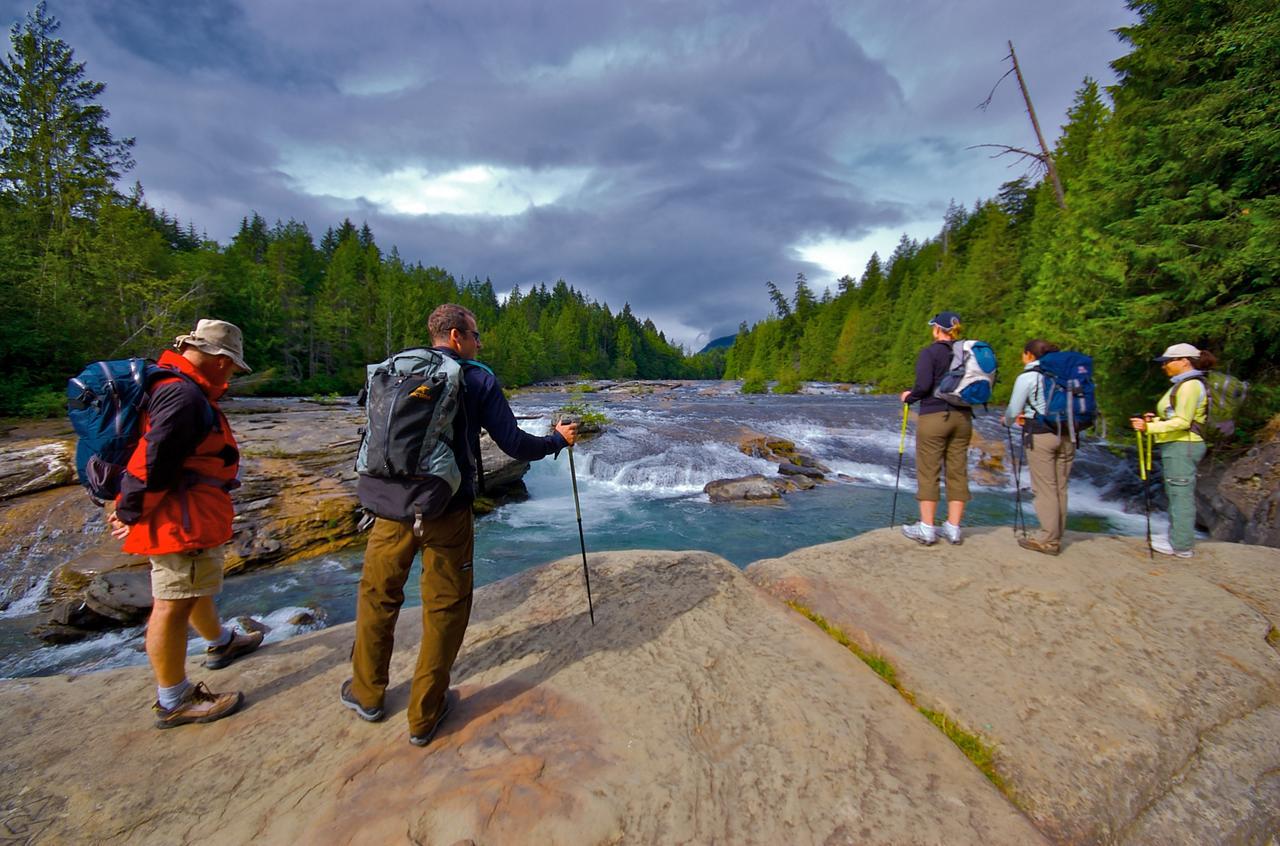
[698,334,736,354]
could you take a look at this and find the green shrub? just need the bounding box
[741,370,767,394]
[20,389,66,419]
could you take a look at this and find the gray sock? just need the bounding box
[158,678,191,710]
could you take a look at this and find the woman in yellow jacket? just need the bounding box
[1129,343,1215,558]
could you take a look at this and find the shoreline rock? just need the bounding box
[0,548,1049,845]
[0,399,539,638]
[4,532,1278,843]
[747,528,1280,844]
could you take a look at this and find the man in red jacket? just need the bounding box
[106,319,263,728]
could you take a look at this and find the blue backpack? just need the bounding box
[66,358,209,503]
[1033,350,1096,438]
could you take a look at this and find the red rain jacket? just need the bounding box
[114,350,240,555]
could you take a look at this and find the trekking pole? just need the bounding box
[1137,429,1152,559]
[566,445,596,625]
[1006,424,1025,538]
[888,403,909,528]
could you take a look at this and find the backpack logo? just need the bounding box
[355,348,466,527]
[934,340,998,408]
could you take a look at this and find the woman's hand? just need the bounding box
[1129,417,1147,432]
[899,390,911,403]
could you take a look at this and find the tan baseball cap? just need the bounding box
[1153,343,1200,362]
[175,319,252,372]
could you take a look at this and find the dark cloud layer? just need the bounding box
[1,0,1134,346]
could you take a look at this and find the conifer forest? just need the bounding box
[1,1,1277,435]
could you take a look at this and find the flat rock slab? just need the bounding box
[0,550,1044,845]
[747,528,1280,845]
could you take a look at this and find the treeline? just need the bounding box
[0,3,721,415]
[725,0,1279,431]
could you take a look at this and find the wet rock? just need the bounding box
[739,430,830,478]
[705,474,782,503]
[83,569,152,624]
[479,433,530,490]
[28,622,91,645]
[967,427,1007,488]
[233,615,271,639]
[287,608,326,627]
[47,599,116,630]
[1196,415,1280,548]
[0,440,76,500]
[778,461,824,479]
[770,474,815,492]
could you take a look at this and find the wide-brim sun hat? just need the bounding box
[1153,342,1201,362]
[175,318,252,372]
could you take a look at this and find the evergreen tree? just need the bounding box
[0,1,134,233]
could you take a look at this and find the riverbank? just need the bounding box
[1,528,1276,844]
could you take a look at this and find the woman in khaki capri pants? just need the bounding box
[899,311,972,546]
[1003,339,1073,555]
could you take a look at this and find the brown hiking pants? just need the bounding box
[915,409,972,503]
[350,506,474,734]
[1026,431,1075,545]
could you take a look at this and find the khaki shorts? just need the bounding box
[149,547,225,600]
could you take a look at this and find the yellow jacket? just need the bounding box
[1147,376,1207,444]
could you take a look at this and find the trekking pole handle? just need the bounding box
[898,403,909,454]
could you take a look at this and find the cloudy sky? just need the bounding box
[3,0,1136,348]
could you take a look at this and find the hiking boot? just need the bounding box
[340,678,385,722]
[940,522,963,545]
[152,681,243,729]
[409,689,459,747]
[204,628,264,670]
[1150,537,1193,558]
[901,521,937,546]
[1017,536,1060,556]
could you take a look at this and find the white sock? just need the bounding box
[158,678,191,710]
[207,627,233,649]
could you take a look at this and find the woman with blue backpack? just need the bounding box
[1003,339,1077,555]
[1129,343,1216,558]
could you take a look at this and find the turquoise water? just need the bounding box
[0,384,1157,677]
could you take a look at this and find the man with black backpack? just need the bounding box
[102,319,263,729]
[342,303,577,747]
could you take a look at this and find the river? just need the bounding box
[0,382,1163,677]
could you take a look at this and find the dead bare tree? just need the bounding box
[972,40,1067,210]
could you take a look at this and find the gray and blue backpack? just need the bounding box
[934,340,998,408]
[355,348,467,532]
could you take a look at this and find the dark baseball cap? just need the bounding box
[928,311,962,331]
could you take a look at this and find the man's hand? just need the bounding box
[899,390,911,403]
[106,512,132,540]
[554,421,578,446]
[1129,417,1147,432]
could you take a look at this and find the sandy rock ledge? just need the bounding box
[0,549,1044,846]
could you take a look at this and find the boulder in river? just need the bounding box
[704,474,782,503]
[83,568,152,624]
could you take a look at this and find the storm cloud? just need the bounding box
[1,0,1134,347]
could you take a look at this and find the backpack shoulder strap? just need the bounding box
[146,366,216,432]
